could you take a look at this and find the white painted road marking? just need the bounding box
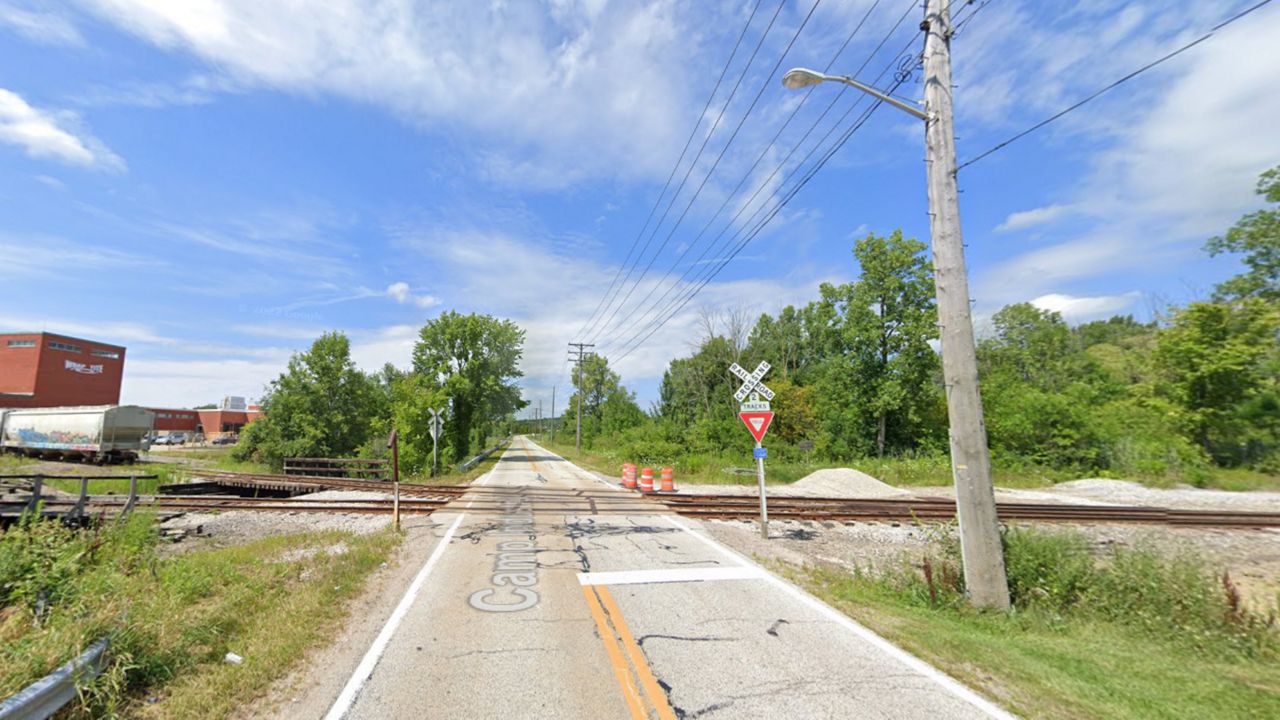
[577,566,766,586]
[325,468,496,719]
[664,515,1018,720]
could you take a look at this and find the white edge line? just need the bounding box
[577,566,766,586]
[665,515,1018,720]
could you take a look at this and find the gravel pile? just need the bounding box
[680,467,910,499]
[1046,478,1280,513]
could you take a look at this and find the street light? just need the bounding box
[780,0,1013,613]
[781,68,928,120]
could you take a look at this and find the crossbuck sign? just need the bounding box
[730,361,775,402]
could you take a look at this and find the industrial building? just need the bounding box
[146,398,262,439]
[0,332,125,408]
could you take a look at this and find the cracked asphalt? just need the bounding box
[320,436,1005,719]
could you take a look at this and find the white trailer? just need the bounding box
[0,405,154,463]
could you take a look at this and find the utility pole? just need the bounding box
[550,385,556,443]
[567,342,594,452]
[922,0,1010,610]
[538,399,543,437]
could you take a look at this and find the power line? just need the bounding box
[610,82,905,366]
[601,12,922,359]
[958,0,1275,170]
[588,0,892,349]
[587,0,819,347]
[574,0,767,340]
[582,0,788,342]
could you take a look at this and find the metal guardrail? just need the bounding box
[458,439,510,472]
[0,637,109,720]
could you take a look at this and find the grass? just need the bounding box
[779,525,1280,719]
[0,513,398,718]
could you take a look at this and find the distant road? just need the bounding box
[305,436,1010,719]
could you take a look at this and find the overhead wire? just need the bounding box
[599,1,922,360]
[586,0,823,347]
[574,0,768,341]
[958,0,1274,170]
[581,0,788,343]
[587,0,887,350]
[606,41,924,362]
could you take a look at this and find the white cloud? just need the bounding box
[386,282,439,309]
[0,88,124,170]
[995,204,1072,233]
[73,0,725,187]
[1031,291,1142,323]
[0,2,83,46]
[0,233,160,277]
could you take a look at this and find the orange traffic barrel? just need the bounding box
[622,463,636,489]
[660,467,675,492]
[639,466,654,492]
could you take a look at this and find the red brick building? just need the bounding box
[0,332,126,408]
[145,406,262,438]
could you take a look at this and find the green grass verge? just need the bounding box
[787,565,1280,719]
[0,513,398,718]
[776,524,1280,719]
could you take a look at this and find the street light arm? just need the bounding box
[830,74,929,120]
[781,67,928,121]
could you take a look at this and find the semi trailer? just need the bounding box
[0,405,154,463]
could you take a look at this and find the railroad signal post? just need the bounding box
[428,408,443,478]
[387,429,400,531]
[731,361,775,539]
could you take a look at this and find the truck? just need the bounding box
[0,405,155,463]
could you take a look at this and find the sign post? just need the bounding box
[387,429,400,531]
[428,408,443,478]
[731,362,775,539]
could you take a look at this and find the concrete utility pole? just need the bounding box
[922,0,1010,609]
[568,342,594,452]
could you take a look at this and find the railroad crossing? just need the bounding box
[280,436,1009,719]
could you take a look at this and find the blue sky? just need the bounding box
[1,1,1277,414]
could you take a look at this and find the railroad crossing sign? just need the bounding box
[427,408,442,441]
[730,361,774,402]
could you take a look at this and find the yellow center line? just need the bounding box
[596,586,678,720]
[581,585,647,720]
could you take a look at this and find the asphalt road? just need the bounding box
[319,436,1011,719]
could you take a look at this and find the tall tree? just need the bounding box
[235,332,378,469]
[1206,165,1280,302]
[1153,300,1280,464]
[812,231,939,457]
[412,312,526,458]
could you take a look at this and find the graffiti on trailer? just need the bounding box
[7,426,100,449]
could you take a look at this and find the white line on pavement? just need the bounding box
[577,566,766,586]
[665,515,1018,720]
[324,461,502,719]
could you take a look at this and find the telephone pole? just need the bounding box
[922,0,1010,609]
[567,342,594,452]
[779,0,1010,610]
[550,386,556,443]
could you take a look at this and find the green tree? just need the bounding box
[412,312,526,458]
[1153,300,1280,465]
[1206,165,1280,302]
[235,332,379,469]
[810,231,940,457]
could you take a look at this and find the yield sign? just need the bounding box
[739,411,774,444]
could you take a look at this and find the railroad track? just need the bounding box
[167,470,1280,529]
[24,495,448,515]
[655,493,1280,528]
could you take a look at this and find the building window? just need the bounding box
[48,341,82,353]
[6,339,35,348]
[91,349,120,359]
